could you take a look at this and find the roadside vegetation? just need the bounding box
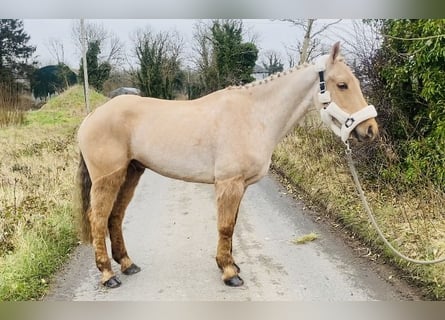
[0,86,107,300]
[273,126,445,299]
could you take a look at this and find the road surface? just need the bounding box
[45,170,421,301]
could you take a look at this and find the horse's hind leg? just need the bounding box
[108,161,145,276]
[215,176,246,287]
[89,168,127,288]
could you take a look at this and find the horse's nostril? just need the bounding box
[367,125,376,140]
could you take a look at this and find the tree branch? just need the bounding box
[383,33,445,41]
[311,19,342,38]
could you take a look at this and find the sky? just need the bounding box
[22,19,351,69]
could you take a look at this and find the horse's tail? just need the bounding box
[77,151,93,244]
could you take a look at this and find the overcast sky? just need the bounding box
[22,19,350,69]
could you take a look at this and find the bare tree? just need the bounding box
[286,50,297,69]
[106,34,124,65]
[44,37,75,94]
[283,19,342,65]
[46,38,65,64]
[329,20,382,64]
[72,20,107,50]
[72,20,124,66]
[261,50,284,75]
[191,20,213,73]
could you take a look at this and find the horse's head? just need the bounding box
[316,42,379,143]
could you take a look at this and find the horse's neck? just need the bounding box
[248,64,318,147]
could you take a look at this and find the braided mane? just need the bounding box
[226,62,312,91]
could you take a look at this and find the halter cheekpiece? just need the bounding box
[315,55,377,143]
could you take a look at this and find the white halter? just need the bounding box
[315,55,377,143]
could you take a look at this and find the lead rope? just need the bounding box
[345,141,445,265]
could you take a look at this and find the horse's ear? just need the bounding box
[330,41,341,62]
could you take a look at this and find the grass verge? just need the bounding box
[0,86,107,301]
[273,126,445,300]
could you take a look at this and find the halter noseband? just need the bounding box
[315,55,377,143]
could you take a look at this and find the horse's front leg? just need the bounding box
[215,176,246,287]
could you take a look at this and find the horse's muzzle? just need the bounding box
[320,102,378,143]
[353,119,379,142]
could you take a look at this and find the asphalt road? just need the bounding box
[45,170,421,301]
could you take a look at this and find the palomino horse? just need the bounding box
[77,42,378,288]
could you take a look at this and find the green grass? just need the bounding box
[25,85,107,127]
[0,85,107,301]
[0,206,77,300]
[25,109,73,126]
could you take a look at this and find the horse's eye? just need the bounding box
[337,82,348,90]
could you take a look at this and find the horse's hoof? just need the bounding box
[123,263,141,275]
[103,276,121,288]
[224,275,244,287]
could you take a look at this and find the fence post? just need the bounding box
[80,18,90,114]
